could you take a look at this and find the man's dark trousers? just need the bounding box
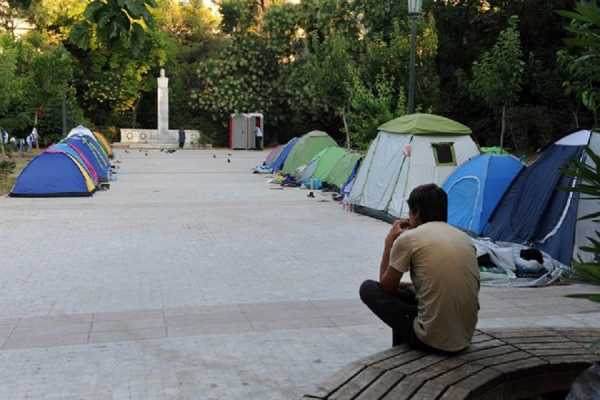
[359,280,437,351]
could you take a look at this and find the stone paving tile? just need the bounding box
[12,323,91,338]
[165,309,247,326]
[167,321,254,337]
[92,318,166,332]
[2,333,89,350]
[88,327,167,344]
[250,317,336,332]
[93,310,164,322]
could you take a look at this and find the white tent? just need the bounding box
[349,114,480,218]
[67,125,96,141]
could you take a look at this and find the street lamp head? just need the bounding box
[408,0,422,15]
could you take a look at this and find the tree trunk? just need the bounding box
[342,109,350,149]
[573,110,579,129]
[500,104,506,150]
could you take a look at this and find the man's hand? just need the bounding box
[385,218,410,248]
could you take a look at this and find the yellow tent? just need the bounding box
[93,131,113,158]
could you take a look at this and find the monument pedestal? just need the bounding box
[119,128,200,149]
[118,68,208,149]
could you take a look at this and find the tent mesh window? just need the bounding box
[432,143,456,166]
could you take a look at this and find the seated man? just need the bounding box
[360,184,480,353]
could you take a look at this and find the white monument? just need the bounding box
[157,68,169,139]
[119,69,201,148]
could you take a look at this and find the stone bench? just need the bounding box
[301,328,600,400]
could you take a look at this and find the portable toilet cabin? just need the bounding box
[229,113,264,150]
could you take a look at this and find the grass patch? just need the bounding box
[565,293,600,303]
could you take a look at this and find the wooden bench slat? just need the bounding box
[329,367,385,400]
[457,345,518,362]
[472,350,532,367]
[371,350,429,371]
[500,336,572,344]
[389,353,449,376]
[353,370,406,400]
[413,363,487,399]
[308,361,366,398]
[439,367,505,400]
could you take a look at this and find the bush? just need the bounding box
[563,147,600,284]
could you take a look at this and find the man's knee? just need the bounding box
[359,279,380,303]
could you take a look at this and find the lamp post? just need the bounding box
[407,0,422,114]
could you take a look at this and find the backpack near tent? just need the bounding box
[324,152,362,190]
[483,130,600,266]
[271,137,298,172]
[349,113,480,220]
[65,137,111,183]
[282,131,337,176]
[10,151,96,197]
[443,154,523,235]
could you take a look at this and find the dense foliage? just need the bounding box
[0,0,596,151]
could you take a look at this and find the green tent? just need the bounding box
[481,146,509,155]
[311,147,347,181]
[324,152,362,189]
[379,113,472,135]
[282,130,337,175]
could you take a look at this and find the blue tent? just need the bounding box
[483,130,600,265]
[443,155,523,235]
[65,137,110,182]
[10,152,96,197]
[271,137,298,172]
[48,143,99,186]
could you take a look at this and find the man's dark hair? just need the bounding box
[407,184,447,223]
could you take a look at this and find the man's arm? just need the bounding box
[379,220,409,294]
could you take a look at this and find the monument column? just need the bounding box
[157,68,169,140]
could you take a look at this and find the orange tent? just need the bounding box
[93,131,113,159]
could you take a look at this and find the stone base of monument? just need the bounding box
[118,129,205,149]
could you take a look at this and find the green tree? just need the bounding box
[191,33,279,144]
[69,0,157,52]
[558,1,600,128]
[471,15,524,149]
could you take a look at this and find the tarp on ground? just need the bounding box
[324,152,362,189]
[10,151,95,197]
[483,129,600,266]
[443,154,523,235]
[271,137,298,172]
[282,131,337,176]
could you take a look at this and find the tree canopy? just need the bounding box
[0,0,596,151]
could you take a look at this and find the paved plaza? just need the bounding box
[0,149,599,399]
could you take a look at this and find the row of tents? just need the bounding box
[10,126,114,197]
[260,131,362,192]
[259,113,599,274]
